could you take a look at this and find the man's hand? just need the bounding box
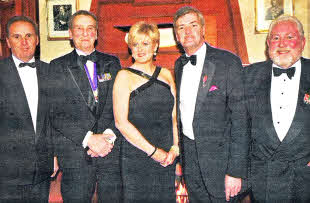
[225,175,242,201]
[87,149,99,158]
[87,133,113,157]
[307,162,310,167]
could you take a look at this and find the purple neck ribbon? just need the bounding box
[84,63,98,91]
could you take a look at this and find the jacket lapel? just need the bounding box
[263,96,282,145]
[96,52,115,116]
[194,44,216,119]
[35,61,46,141]
[175,59,184,103]
[175,59,184,133]
[66,50,95,113]
[260,61,282,145]
[280,58,310,145]
[7,57,36,134]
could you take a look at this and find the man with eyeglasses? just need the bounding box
[49,10,122,202]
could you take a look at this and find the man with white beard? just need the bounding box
[245,15,310,202]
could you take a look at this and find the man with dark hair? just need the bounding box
[0,16,53,202]
[49,10,122,202]
[173,6,249,203]
[245,15,310,202]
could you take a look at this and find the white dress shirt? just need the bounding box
[271,60,301,141]
[12,55,38,132]
[180,43,207,140]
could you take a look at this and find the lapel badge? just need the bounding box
[209,85,218,92]
[98,72,112,82]
[304,93,310,104]
[202,75,208,87]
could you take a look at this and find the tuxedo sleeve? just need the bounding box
[225,56,249,179]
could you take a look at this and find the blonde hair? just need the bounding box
[128,21,160,48]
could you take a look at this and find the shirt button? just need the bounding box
[277,122,280,124]
[280,107,282,109]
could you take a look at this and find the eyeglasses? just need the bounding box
[72,26,97,34]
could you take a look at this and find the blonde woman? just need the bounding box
[113,21,179,202]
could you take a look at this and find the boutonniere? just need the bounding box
[98,72,112,82]
[202,75,208,87]
[209,85,218,92]
[304,93,310,104]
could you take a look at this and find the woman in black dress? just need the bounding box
[113,21,179,202]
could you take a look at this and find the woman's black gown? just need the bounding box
[121,66,176,203]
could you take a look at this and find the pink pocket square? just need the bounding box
[209,85,218,92]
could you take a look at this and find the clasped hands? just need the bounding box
[151,146,179,167]
[87,133,115,157]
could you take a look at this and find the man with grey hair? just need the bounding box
[245,15,310,202]
[174,6,249,203]
[49,10,122,202]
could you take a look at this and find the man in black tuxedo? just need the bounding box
[0,16,53,202]
[49,10,122,202]
[173,6,249,203]
[245,15,310,202]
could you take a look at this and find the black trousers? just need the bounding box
[183,136,244,203]
[61,141,122,203]
[0,179,50,203]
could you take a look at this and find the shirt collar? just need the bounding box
[272,59,301,80]
[12,54,35,68]
[272,59,301,70]
[75,48,96,56]
[184,43,206,70]
[186,43,206,58]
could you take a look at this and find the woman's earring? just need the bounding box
[153,52,157,61]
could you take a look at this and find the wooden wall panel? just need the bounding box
[94,0,248,68]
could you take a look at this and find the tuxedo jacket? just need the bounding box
[0,56,53,186]
[175,44,249,197]
[48,50,121,169]
[245,58,310,202]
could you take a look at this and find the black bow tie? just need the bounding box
[79,52,97,65]
[273,67,295,79]
[19,62,36,68]
[180,54,197,66]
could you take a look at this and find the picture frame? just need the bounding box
[47,0,77,40]
[255,0,294,33]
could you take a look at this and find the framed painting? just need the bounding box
[255,0,294,33]
[47,0,77,40]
